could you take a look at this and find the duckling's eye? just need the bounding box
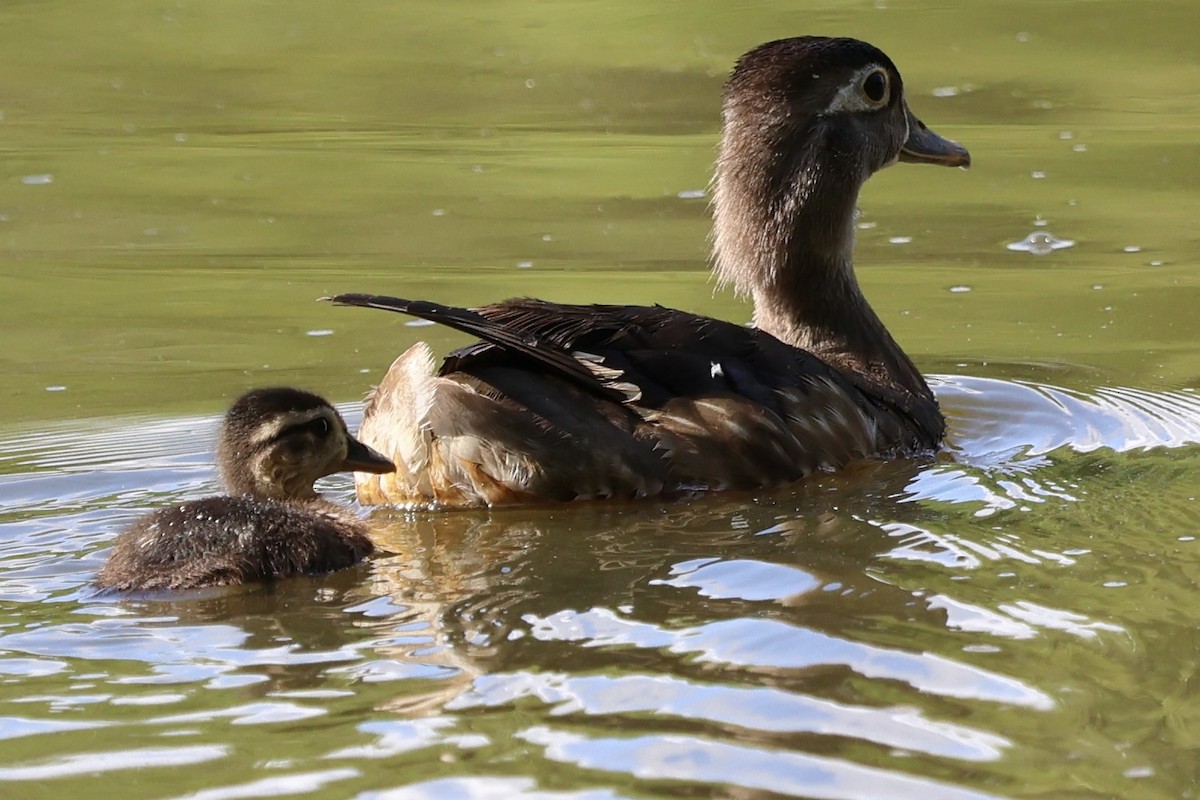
[281,416,331,440]
[862,70,888,105]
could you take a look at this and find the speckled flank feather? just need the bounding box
[336,296,940,508]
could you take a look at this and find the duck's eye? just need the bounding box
[313,417,331,436]
[862,70,888,104]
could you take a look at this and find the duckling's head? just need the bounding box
[216,387,395,501]
[712,36,969,297]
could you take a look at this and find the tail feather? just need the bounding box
[325,293,630,402]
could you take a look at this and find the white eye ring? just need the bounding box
[824,64,892,114]
[861,69,889,105]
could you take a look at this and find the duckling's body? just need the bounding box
[330,36,970,509]
[96,388,394,592]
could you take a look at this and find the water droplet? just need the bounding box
[524,78,536,89]
[949,285,972,293]
[676,189,705,200]
[931,86,959,98]
[1006,231,1075,255]
[516,261,533,269]
[21,174,53,185]
[1030,170,1046,179]
[306,329,334,337]
[1123,245,1141,253]
[888,236,912,245]
[45,385,67,392]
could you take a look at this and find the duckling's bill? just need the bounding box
[899,106,970,168]
[342,437,395,474]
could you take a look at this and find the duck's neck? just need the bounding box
[711,131,930,400]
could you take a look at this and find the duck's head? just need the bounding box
[712,36,969,298]
[216,387,395,501]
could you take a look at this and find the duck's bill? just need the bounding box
[342,437,396,474]
[900,107,970,168]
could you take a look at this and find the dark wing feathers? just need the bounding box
[325,293,904,428]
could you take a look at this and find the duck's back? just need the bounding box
[351,297,941,508]
[95,496,374,592]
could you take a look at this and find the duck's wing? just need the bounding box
[326,293,858,410]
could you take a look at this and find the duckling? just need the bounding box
[95,387,395,592]
[327,36,971,509]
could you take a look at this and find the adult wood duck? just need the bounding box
[95,387,395,592]
[328,36,970,509]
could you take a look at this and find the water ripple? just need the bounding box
[523,607,1054,709]
[449,671,1009,761]
[0,744,227,781]
[519,726,1008,800]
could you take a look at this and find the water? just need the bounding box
[3,1,1200,798]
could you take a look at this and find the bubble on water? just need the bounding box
[1122,245,1141,253]
[677,189,705,200]
[516,261,533,269]
[1006,231,1075,256]
[1073,143,1088,152]
[949,285,972,294]
[306,329,334,337]
[22,174,53,185]
[888,236,912,245]
[46,385,67,392]
[1030,170,1046,179]
[932,86,959,98]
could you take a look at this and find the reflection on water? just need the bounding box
[1,375,1198,797]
